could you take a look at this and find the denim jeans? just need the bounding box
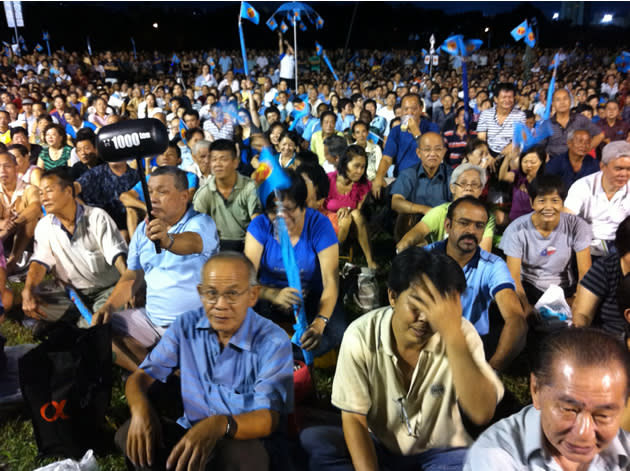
[300,425,467,471]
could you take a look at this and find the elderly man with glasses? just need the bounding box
[116,252,294,471]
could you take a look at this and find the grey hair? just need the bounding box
[206,251,258,286]
[192,139,211,156]
[566,128,590,142]
[450,163,487,187]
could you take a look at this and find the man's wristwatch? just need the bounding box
[166,233,175,251]
[224,415,237,439]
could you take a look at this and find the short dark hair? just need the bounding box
[319,110,336,124]
[43,123,67,143]
[264,169,307,211]
[351,120,369,134]
[63,106,80,119]
[532,327,630,396]
[9,126,27,138]
[209,139,237,158]
[74,127,96,147]
[7,143,28,158]
[527,174,566,201]
[297,163,329,200]
[337,145,367,183]
[295,150,319,167]
[41,167,75,196]
[388,247,466,297]
[183,109,199,120]
[165,141,182,160]
[150,165,189,191]
[446,196,489,221]
[264,105,280,118]
[324,134,347,159]
[494,82,516,97]
[401,93,423,108]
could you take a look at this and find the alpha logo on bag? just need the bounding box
[40,400,70,422]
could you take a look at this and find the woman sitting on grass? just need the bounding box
[323,145,377,269]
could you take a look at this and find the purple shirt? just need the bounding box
[509,170,533,221]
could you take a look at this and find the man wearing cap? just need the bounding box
[16,97,35,132]
[564,141,630,258]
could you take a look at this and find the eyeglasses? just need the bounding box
[395,397,419,437]
[452,182,482,190]
[197,285,249,304]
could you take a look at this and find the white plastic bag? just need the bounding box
[34,449,99,471]
[534,284,572,328]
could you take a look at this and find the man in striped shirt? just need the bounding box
[476,83,526,156]
[117,252,294,471]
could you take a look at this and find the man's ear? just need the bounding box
[530,373,542,410]
[624,308,630,325]
[444,217,452,234]
[387,288,397,308]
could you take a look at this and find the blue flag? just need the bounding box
[254,147,291,215]
[42,31,49,41]
[299,22,307,32]
[266,17,278,31]
[240,2,260,25]
[315,15,324,30]
[464,39,483,56]
[179,119,188,146]
[171,54,180,64]
[315,42,323,57]
[367,131,382,145]
[289,101,310,131]
[441,35,464,56]
[292,9,301,22]
[34,43,43,52]
[616,52,630,73]
[511,20,528,41]
[524,25,536,48]
[280,21,288,33]
[66,287,93,324]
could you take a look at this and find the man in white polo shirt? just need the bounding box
[300,247,503,470]
[22,167,127,330]
[477,83,526,156]
[565,140,630,258]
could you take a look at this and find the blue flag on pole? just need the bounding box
[464,39,483,56]
[299,22,307,32]
[280,21,288,33]
[524,25,536,48]
[315,16,324,30]
[240,2,260,25]
[511,20,528,41]
[34,43,43,52]
[253,147,291,214]
[293,9,301,22]
[266,17,278,31]
[315,42,323,56]
[171,54,180,64]
[441,35,464,56]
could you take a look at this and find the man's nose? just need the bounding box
[574,412,596,440]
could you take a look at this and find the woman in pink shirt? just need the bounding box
[323,145,377,269]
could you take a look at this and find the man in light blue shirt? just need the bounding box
[426,196,526,372]
[465,328,630,471]
[115,252,293,471]
[93,166,219,371]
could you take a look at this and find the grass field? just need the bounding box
[0,234,532,469]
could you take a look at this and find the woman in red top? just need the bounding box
[323,145,377,269]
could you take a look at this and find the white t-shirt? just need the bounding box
[279,53,295,80]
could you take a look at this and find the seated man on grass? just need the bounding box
[0,151,41,274]
[115,252,294,471]
[120,142,198,236]
[93,166,219,371]
[21,167,127,332]
[301,247,503,470]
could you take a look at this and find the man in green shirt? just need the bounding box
[192,139,261,252]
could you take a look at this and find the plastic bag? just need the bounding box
[34,449,99,471]
[534,284,572,329]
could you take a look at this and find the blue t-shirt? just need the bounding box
[132,171,199,203]
[65,121,96,139]
[427,240,516,335]
[247,208,337,297]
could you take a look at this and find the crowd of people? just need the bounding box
[0,33,629,470]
